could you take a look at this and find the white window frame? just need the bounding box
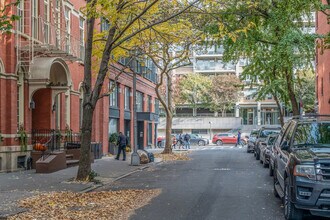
[44,0,50,43]
[17,0,24,33]
[79,17,85,60]
[32,0,38,39]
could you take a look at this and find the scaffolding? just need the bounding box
[16,0,82,74]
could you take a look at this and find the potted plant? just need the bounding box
[109,133,118,155]
[17,124,27,152]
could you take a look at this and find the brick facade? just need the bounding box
[317,1,330,114]
[0,0,110,172]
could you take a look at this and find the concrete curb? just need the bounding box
[80,160,163,193]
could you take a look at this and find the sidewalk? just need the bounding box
[0,154,162,218]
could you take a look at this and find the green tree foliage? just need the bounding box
[178,73,211,109]
[204,0,321,117]
[206,74,242,117]
[0,1,20,33]
[178,73,241,116]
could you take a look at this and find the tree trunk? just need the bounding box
[285,69,299,116]
[76,102,93,180]
[272,92,284,127]
[163,114,173,154]
[162,73,173,154]
[76,7,95,181]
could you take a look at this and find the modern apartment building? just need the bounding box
[158,45,280,138]
[316,1,330,114]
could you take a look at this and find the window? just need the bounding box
[101,18,110,31]
[17,68,24,129]
[172,129,183,134]
[109,118,118,134]
[124,87,130,110]
[64,7,71,53]
[17,0,24,33]
[148,123,152,144]
[147,96,152,112]
[44,0,50,43]
[192,129,208,135]
[109,82,118,107]
[136,92,143,112]
[32,0,38,39]
[155,99,159,114]
[79,17,85,60]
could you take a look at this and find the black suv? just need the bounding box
[273,115,330,220]
[254,126,281,160]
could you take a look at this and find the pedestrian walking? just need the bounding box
[172,135,177,149]
[235,131,241,147]
[184,133,191,149]
[115,132,128,161]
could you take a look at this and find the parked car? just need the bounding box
[177,134,209,146]
[254,126,281,160]
[157,135,176,148]
[273,115,330,220]
[247,129,259,153]
[259,134,279,168]
[212,133,237,145]
[269,122,290,176]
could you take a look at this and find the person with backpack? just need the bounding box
[115,132,128,161]
[184,133,191,149]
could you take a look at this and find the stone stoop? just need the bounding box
[35,151,67,173]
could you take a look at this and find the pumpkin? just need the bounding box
[33,143,47,151]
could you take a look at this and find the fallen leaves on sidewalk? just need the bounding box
[154,152,191,161]
[9,189,161,220]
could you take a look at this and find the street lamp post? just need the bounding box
[131,70,140,166]
[209,121,212,140]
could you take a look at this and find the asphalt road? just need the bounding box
[103,146,301,220]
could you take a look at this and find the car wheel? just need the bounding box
[269,165,274,176]
[247,148,250,153]
[216,140,223,146]
[198,140,205,146]
[284,179,304,220]
[263,160,268,168]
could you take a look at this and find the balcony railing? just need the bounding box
[19,17,83,60]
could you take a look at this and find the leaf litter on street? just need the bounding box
[9,189,161,220]
[154,152,191,161]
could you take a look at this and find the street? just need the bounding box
[101,146,285,220]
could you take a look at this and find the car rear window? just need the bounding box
[260,130,280,138]
[294,122,330,146]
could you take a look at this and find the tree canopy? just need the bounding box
[203,0,321,118]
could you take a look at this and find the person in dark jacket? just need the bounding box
[235,131,242,147]
[115,132,128,161]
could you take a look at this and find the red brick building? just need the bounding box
[316,0,330,114]
[0,0,159,172]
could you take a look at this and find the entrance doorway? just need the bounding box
[137,121,144,150]
[124,120,131,143]
[247,112,254,125]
